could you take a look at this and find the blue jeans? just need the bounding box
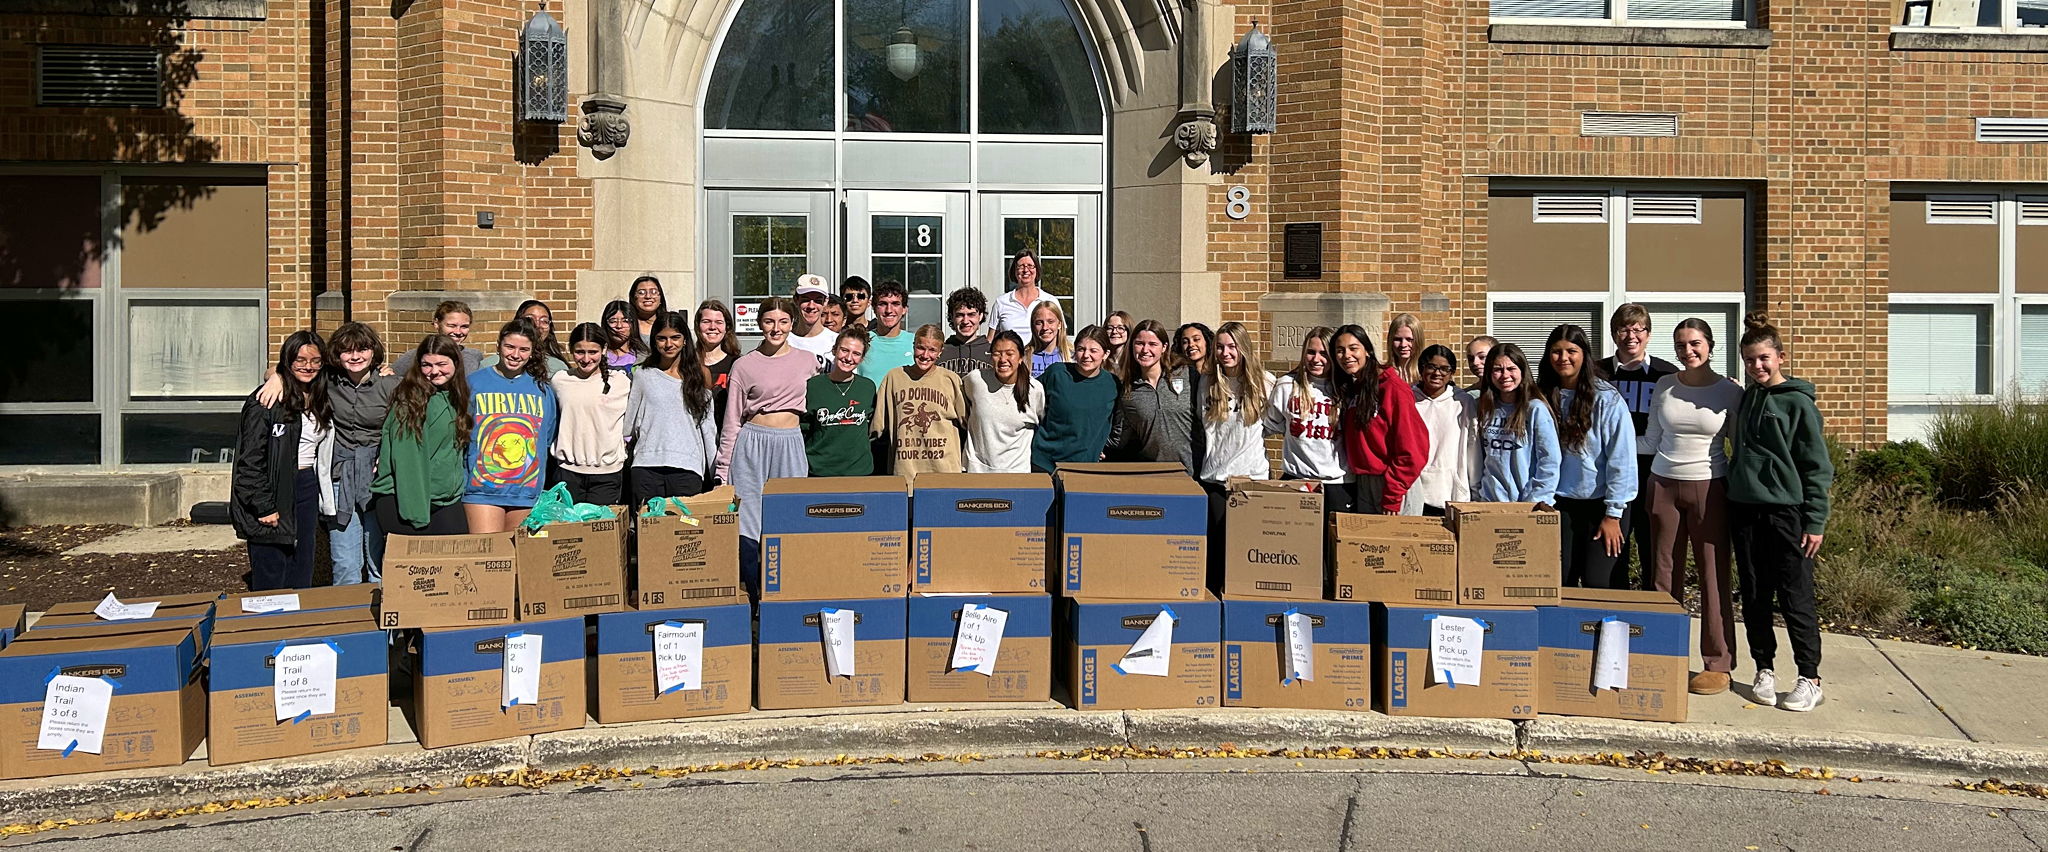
[328,506,384,585]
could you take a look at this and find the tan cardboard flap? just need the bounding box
[214,607,376,635]
[212,621,381,647]
[219,585,377,614]
[912,472,1051,492]
[41,592,221,618]
[1055,462,1187,476]
[386,531,516,560]
[1225,477,1322,495]
[1559,588,1687,613]
[1058,472,1205,497]
[764,476,908,496]
[1331,514,1454,540]
[2,625,195,655]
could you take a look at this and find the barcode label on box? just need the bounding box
[1504,587,1556,599]
[681,587,739,599]
[1416,589,1454,601]
[468,607,511,620]
[565,594,620,610]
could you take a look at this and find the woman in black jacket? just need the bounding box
[232,330,334,591]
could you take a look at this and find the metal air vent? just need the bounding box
[1627,195,1703,224]
[1581,112,1681,138]
[1532,194,1608,223]
[1975,117,2048,143]
[36,44,162,108]
[1926,196,1998,224]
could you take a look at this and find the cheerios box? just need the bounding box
[1375,603,1538,719]
[593,602,752,723]
[1537,588,1690,723]
[760,477,910,601]
[911,474,1055,593]
[905,593,1053,703]
[205,620,389,766]
[1066,593,1220,711]
[0,623,205,779]
[1054,470,1207,599]
[412,615,585,748]
[755,596,906,710]
[1222,597,1372,711]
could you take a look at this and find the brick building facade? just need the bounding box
[2,0,2043,470]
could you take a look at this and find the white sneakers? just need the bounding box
[1750,669,1825,711]
[1781,677,1825,712]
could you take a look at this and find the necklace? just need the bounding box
[828,375,856,401]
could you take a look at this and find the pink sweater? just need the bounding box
[715,348,819,479]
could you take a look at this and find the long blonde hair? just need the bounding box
[1029,301,1072,361]
[1204,321,1269,426]
[1387,312,1423,383]
[1285,326,1336,414]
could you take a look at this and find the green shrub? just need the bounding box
[1813,547,1915,628]
[1996,489,2048,572]
[1849,441,1936,496]
[1927,396,2048,509]
[1910,573,2048,655]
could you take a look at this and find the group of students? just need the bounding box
[230,261,1835,712]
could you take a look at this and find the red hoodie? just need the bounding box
[1340,367,1429,513]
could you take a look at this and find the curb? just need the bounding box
[7,710,2048,825]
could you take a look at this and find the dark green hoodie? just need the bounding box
[1730,376,1834,534]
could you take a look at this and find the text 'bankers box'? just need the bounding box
[412,616,586,749]
[1376,603,1538,719]
[906,593,1053,703]
[1537,588,1691,723]
[756,596,907,711]
[593,602,753,724]
[1067,593,1220,711]
[206,619,388,766]
[0,622,206,779]
[760,477,909,600]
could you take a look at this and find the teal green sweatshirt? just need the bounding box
[1729,376,1835,534]
[1030,364,1119,472]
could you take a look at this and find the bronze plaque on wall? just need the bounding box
[1283,223,1322,280]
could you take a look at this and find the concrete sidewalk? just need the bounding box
[3,618,2045,825]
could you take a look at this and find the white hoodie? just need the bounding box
[1402,383,1477,514]
[1198,368,1274,483]
[1261,373,1349,482]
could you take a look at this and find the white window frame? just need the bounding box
[1490,0,1753,29]
[1892,0,2043,33]
[2018,295,2048,395]
[1890,189,2046,416]
[1885,293,1999,404]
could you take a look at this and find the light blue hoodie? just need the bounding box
[1475,399,1560,505]
[1551,383,1638,517]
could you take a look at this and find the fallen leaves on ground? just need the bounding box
[1952,778,2048,799]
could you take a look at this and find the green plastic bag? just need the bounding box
[641,495,739,518]
[520,483,617,532]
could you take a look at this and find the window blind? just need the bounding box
[1888,304,1992,398]
[1491,302,1604,366]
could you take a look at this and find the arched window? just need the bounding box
[704,0,1104,136]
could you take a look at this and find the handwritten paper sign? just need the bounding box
[274,641,338,722]
[241,594,301,614]
[654,621,704,694]
[1429,615,1485,689]
[93,593,158,621]
[1594,617,1631,691]
[1282,609,1315,684]
[819,608,856,678]
[949,604,1009,675]
[1115,608,1176,677]
[38,675,113,755]
[502,631,541,708]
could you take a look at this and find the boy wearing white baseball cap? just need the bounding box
[789,272,837,371]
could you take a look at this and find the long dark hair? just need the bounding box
[630,274,667,321]
[602,299,648,356]
[642,311,712,422]
[1538,323,1608,453]
[566,322,614,395]
[1174,322,1213,372]
[990,330,1032,414]
[274,330,334,429]
[390,334,474,451]
[1328,324,1382,424]
[1478,341,1539,440]
[495,318,552,387]
[515,299,565,364]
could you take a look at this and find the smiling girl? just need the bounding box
[1030,326,1119,471]
[318,322,396,584]
[1331,324,1427,515]
[1644,317,1744,696]
[627,312,719,501]
[1198,321,1273,484]
[371,335,472,535]
[630,275,668,344]
[1027,301,1071,378]
[232,330,334,591]
[602,299,647,370]
[803,327,878,477]
[1264,326,1350,512]
[1386,313,1423,384]
[1404,343,1477,517]
[1108,319,1199,472]
[548,322,633,505]
[1474,341,1560,506]
[1539,324,1638,589]
[872,324,969,477]
[718,297,819,577]
[462,318,559,534]
[965,330,1044,473]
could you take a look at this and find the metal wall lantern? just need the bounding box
[518,4,569,124]
[1230,22,1275,135]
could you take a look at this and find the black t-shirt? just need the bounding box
[1598,355,1678,450]
[705,352,736,429]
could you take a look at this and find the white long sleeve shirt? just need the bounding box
[1402,383,1477,514]
[1644,373,1742,481]
[963,368,1045,473]
[1198,369,1274,483]
[1261,374,1349,482]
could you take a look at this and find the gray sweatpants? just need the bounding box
[730,421,808,541]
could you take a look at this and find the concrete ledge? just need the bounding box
[0,739,529,825]
[1125,709,1519,753]
[387,290,536,314]
[1521,716,2048,781]
[1489,23,1773,48]
[0,472,185,527]
[1890,30,2048,52]
[531,706,1129,770]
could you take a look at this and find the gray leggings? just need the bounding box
[730,421,809,541]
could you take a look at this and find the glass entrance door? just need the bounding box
[845,190,967,332]
[977,193,1101,328]
[705,190,836,335]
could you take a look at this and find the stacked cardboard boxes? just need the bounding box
[755,476,909,710]
[906,473,1056,703]
[597,486,752,724]
[1055,464,1219,710]
[1220,479,1371,712]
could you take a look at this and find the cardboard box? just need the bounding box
[1537,589,1691,723]
[0,604,23,647]
[635,486,742,607]
[756,596,906,710]
[1445,503,1562,606]
[760,477,910,601]
[378,532,517,629]
[1055,471,1207,599]
[1222,597,1372,711]
[213,607,380,637]
[592,602,752,724]
[1221,479,1325,600]
[39,591,221,620]
[1067,593,1221,711]
[29,614,217,656]
[516,514,629,619]
[911,473,1055,593]
[1054,462,1188,476]
[412,616,586,748]
[1376,603,1538,719]
[906,593,1053,703]
[206,620,389,766]
[217,585,378,622]
[1328,514,1458,605]
[0,624,205,779]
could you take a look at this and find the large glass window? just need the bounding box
[731,215,809,300]
[9,299,96,403]
[979,0,1103,134]
[703,0,834,131]
[1894,0,2046,29]
[1491,0,1746,25]
[870,214,947,329]
[1003,216,1075,320]
[2021,304,2048,394]
[845,0,970,133]
[128,299,264,399]
[1888,304,1994,398]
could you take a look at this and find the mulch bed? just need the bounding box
[0,524,255,611]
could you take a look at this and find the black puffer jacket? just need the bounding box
[229,391,302,546]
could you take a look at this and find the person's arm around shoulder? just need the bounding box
[1380,377,1430,513]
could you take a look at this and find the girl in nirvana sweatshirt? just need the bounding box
[463,319,559,532]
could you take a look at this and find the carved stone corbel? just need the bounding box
[1171,0,1215,168]
[578,95,631,159]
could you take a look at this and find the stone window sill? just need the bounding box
[1488,23,1773,48]
[1890,30,2048,51]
